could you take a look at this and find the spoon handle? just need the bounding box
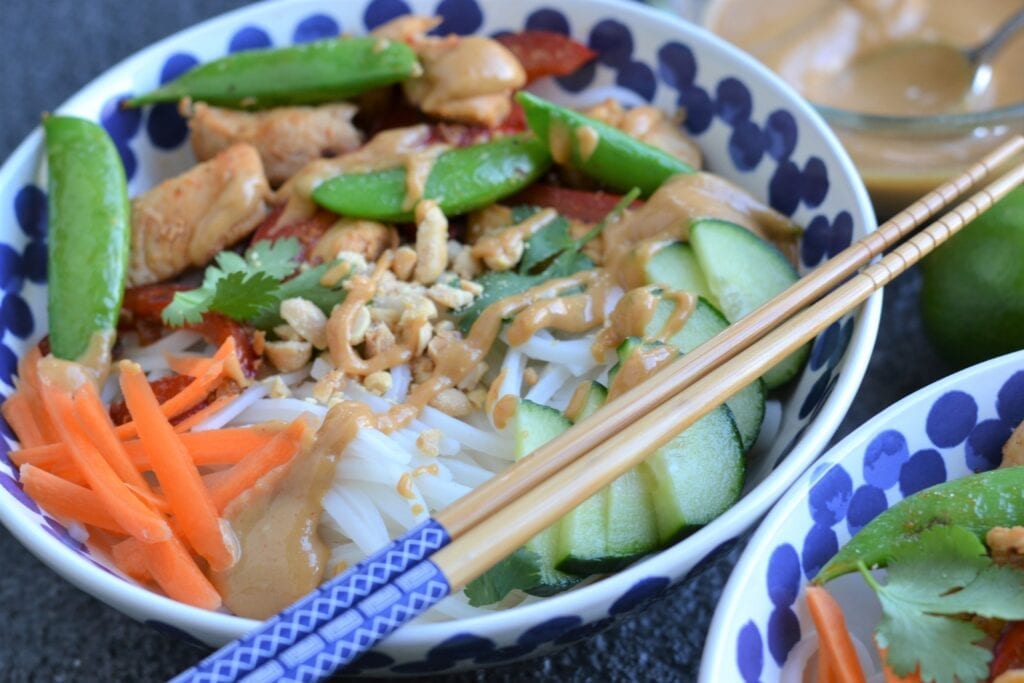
[968,8,1024,64]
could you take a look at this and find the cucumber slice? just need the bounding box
[647,296,766,451]
[514,400,581,595]
[640,405,745,543]
[643,241,714,302]
[557,382,609,574]
[604,467,659,566]
[690,219,809,388]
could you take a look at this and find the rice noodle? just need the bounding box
[309,356,334,381]
[439,457,493,487]
[525,364,573,406]
[352,428,414,465]
[511,331,595,375]
[231,397,326,425]
[122,330,204,372]
[420,406,512,460]
[194,383,268,431]
[415,474,472,508]
[274,365,312,387]
[358,482,417,530]
[385,364,411,403]
[321,487,390,556]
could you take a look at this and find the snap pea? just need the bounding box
[516,91,693,197]
[312,135,552,222]
[816,467,1024,584]
[44,115,130,361]
[127,36,418,109]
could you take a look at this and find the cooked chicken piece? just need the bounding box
[1002,420,1024,467]
[584,98,703,169]
[183,101,363,186]
[310,218,398,264]
[373,15,525,127]
[128,144,271,286]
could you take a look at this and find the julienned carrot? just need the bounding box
[120,535,222,610]
[73,381,153,494]
[877,646,921,683]
[2,393,46,449]
[39,380,171,544]
[209,418,309,512]
[9,427,282,477]
[18,347,60,444]
[119,362,235,571]
[173,392,238,433]
[19,464,122,533]
[166,354,215,378]
[113,359,225,440]
[111,536,152,582]
[806,585,866,683]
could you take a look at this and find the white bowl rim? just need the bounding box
[698,349,1024,682]
[0,0,881,651]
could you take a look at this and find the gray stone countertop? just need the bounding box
[0,1,954,680]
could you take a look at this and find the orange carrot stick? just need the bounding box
[209,418,309,512]
[10,426,281,476]
[73,381,154,495]
[806,585,866,683]
[119,363,235,571]
[166,355,215,378]
[173,393,238,433]
[18,347,60,444]
[2,393,46,449]
[120,535,222,610]
[111,536,152,582]
[19,464,122,533]
[39,381,171,544]
[113,360,225,440]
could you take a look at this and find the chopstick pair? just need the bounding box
[177,135,1024,683]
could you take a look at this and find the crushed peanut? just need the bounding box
[430,387,472,417]
[363,321,396,357]
[312,368,347,404]
[273,324,303,342]
[523,367,539,387]
[411,356,435,383]
[467,387,488,410]
[264,340,312,373]
[428,282,475,310]
[413,199,448,284]
[392,245,418,281]
[364,370,393,396]
[348,305,371,346]
[280,297,328,349]
[312,218,397,264]
[263,375,291,398]
[416,428,443,457]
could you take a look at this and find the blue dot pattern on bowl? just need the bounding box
[0,1,869,675]
[734,365,1024,678]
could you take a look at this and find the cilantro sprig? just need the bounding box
[464,548,542,607]
[457,188,640,332]
[855,525,1024,683]
[161,238,349,329]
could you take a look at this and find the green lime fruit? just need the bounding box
[921,185,1024,368]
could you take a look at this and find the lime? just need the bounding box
[921,186,1024,367]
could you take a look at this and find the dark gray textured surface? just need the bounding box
[0,2,953,681]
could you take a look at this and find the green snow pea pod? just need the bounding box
[312,134,552,222]
[516,91,694,197]
[127,36,419,109]
[816,466,1024,584]
[44,115,130,361]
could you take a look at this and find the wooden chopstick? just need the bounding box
[435,133,1024,537]
[432,159,1024,589]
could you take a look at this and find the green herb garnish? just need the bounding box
[161,237,349,329]
[464,548,542,606]
[857,524,1024,683]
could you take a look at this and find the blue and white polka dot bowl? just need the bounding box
[0,0,879,674]
[700,350,1024,682]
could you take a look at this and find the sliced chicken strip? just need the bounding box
[183,101,363,186]
[128,143,271,285]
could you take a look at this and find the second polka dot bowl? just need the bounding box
[0,0,879,674]
[700,350,1024,682]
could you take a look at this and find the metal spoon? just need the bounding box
[964,8,1024,102]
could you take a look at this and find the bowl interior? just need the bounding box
[701,350,1024,682]
[0,0,878,670]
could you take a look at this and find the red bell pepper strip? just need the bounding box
[496,31,597,84]
[510,184,644,223]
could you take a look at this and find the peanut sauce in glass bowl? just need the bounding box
[705,0,1024,218]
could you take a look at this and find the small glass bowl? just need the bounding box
[815,101,1024,219]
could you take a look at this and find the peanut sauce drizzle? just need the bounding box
[606,345,677,400]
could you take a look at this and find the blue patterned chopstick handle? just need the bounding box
[242,561,450,682]
[177,518,450,682]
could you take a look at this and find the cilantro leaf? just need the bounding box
[245,238,302,280]
[162,288,214,327]
[464,549,542,606]
[207,270,282,321]
[855,525,1024,683]
[248,261,350,330]
[519,215,573,274]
